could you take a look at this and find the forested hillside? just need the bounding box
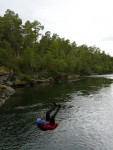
[0,9,113,79]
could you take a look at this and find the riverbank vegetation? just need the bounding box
[0,9,113,81]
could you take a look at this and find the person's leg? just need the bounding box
[46,103,57,121]
[50,105,61,125]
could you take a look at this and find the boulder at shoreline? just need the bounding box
[0,66,15,107]
[0,84,15,107]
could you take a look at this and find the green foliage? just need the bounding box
[0,9,113,78]
[3,9,23,57]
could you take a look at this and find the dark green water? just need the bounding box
[1,75,113,150]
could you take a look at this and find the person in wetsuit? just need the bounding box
[36,103,61,131]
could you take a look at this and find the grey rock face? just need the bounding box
[0,84,15,107]
[0,67,15,107]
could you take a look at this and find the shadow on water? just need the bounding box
[0,76,113,150]
[1,77,112,109]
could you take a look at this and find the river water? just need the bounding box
[1,75,113,150]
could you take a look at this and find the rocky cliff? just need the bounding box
[0,66,15,107]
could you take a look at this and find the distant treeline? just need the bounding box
[0,9,113,78]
